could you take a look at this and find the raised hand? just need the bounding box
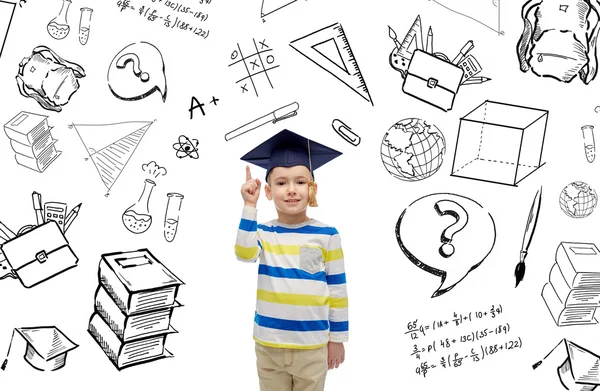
[241,165,261,207]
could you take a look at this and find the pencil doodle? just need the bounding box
[542,242,600,326]
[70,121,154,196]
[228,38,279,97]
[173,135,199,159]
[88,249,184,370]
[0,0,16,61]
[122,179,156,234]
[290,23,374,105]
[16,46,85,112]
[225,102,299,141]
[108,42,167,102]
[517,0,600,84]
[164,193,184,243]
[47,0,71,40]
[142,161,167,179]
[582,125,596,163]
[450,101,548,186]
[3,112,61,173]
[332,119,360,146]
[2,326,78,371]
[396,193,496,298]
[533,339,600,390]
[381,118,446,182]
[559,181,598,218]
[388,16,490,111]
[514,187,542,288]
[261,0,297,20]
[428,0,504,36]
[78,7,93,45]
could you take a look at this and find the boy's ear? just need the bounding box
[264,183,273,201]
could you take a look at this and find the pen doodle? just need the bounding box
[122,179,156,234]
[225,102,299,141]
[2,326,78,371]
[291,23,373,105]
[16,46,85,112]
[396,193,496,298]
[332,119,360,146]
[78,7,93,45]
[427,0,504,36]
[228,38,279,97]
[559,181,597,218]
[189,95,219,119]
[261,0,298,20]
[514,187,542,287]
[517,0,600,84]
[47,0,72,40]
[108,42,167,102]
[542,242,600,327]
[70,121,155,196]
[0,0,16,61]
[381,118,446,182]
[582,125,596,163]
[173,135,199,159]
[3,111,61,173]
[89,249,184,370]
[450,101,548,186]
[142,161,167,179]
[164,193,184,242]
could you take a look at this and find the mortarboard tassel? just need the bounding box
[307,139,318,207]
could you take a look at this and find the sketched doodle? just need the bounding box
[47,0,72,40]
[261,0,297,20]
[142,161,167,178]
[16,46,85,112]
[88,249,184,370]
[396,193,496,298]
[122,179,155,234]
[225,102,299,141]
[108,42,167,102]
[451,101,548,186]
[228,38,279,97]
[542,242,600,326]
[332,119,360,146]
[173,135,199,159]
[4,111,61,173]
[559,181,598,218]
[78,7,93,45]
[290,23,373,105]
[428,0,504,36]
[582,125,596,163]
[0,0,16,60]
[164,193,184,242]
[514,187,542,287]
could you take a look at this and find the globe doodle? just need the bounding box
[559,181,598,218]
[381,118,446,181]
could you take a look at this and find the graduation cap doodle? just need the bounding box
[533,339,600,390]
[2,326,78,371]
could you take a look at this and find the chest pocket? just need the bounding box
[299,246,324,274]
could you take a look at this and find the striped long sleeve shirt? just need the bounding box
[234,206,349,349]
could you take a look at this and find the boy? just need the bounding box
[234,129,349,391]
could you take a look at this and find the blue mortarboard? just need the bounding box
[241,129,342,181]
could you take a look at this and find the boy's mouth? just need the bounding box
[285,199,300,203]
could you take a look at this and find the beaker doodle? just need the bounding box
[164,193,184,242]
[78,7,93,45]
[122,179,155,234]
[47,0,71,40]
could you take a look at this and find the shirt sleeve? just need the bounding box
[234,205,263,263]
[325,229,349,343]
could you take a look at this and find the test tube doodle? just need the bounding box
[78,7,93,45]
[164,193,184,242]
[582,125,596,163]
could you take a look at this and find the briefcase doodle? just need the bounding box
[0,221,78,288]
[402,50,464,112]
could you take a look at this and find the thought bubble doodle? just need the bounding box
[395,193,496,298]
[107,41,167,102]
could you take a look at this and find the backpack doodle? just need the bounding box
[516,0,600,84]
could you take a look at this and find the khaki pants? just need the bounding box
[255,342,328,391]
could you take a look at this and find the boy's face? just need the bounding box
[265,165,316,219]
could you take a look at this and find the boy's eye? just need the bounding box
[277,181,286,186]
[297,180,306,185]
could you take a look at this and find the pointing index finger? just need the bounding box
[245,165,252,182]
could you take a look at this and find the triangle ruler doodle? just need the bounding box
[290,23,374,105]
[0,1,16,60]
[71,121,154,195]
[261,0,297,19]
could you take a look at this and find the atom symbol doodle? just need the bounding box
[173,135,200,159]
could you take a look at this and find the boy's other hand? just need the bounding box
[241,165,261,208]
[327,342,345,370]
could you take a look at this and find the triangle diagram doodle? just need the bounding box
[72,121,153,194]
[261,0,297,18]
[290,23,373,105]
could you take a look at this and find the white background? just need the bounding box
[0,0,599,389]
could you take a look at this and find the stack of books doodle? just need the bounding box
[88,249,184,370]
[542,242,600,326]
[3,111,61,173]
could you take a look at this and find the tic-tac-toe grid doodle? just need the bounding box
[228,38,279,97]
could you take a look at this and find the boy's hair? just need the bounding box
[266,166,314,185]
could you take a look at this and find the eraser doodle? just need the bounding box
[107,42,167,102]
[395,193,496,298]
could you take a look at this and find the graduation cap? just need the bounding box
[240,129,342,207]
[533,339,600,390]
[2,326,78,371]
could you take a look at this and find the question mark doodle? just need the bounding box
[434,200,469,258]
[116,53,150,83]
